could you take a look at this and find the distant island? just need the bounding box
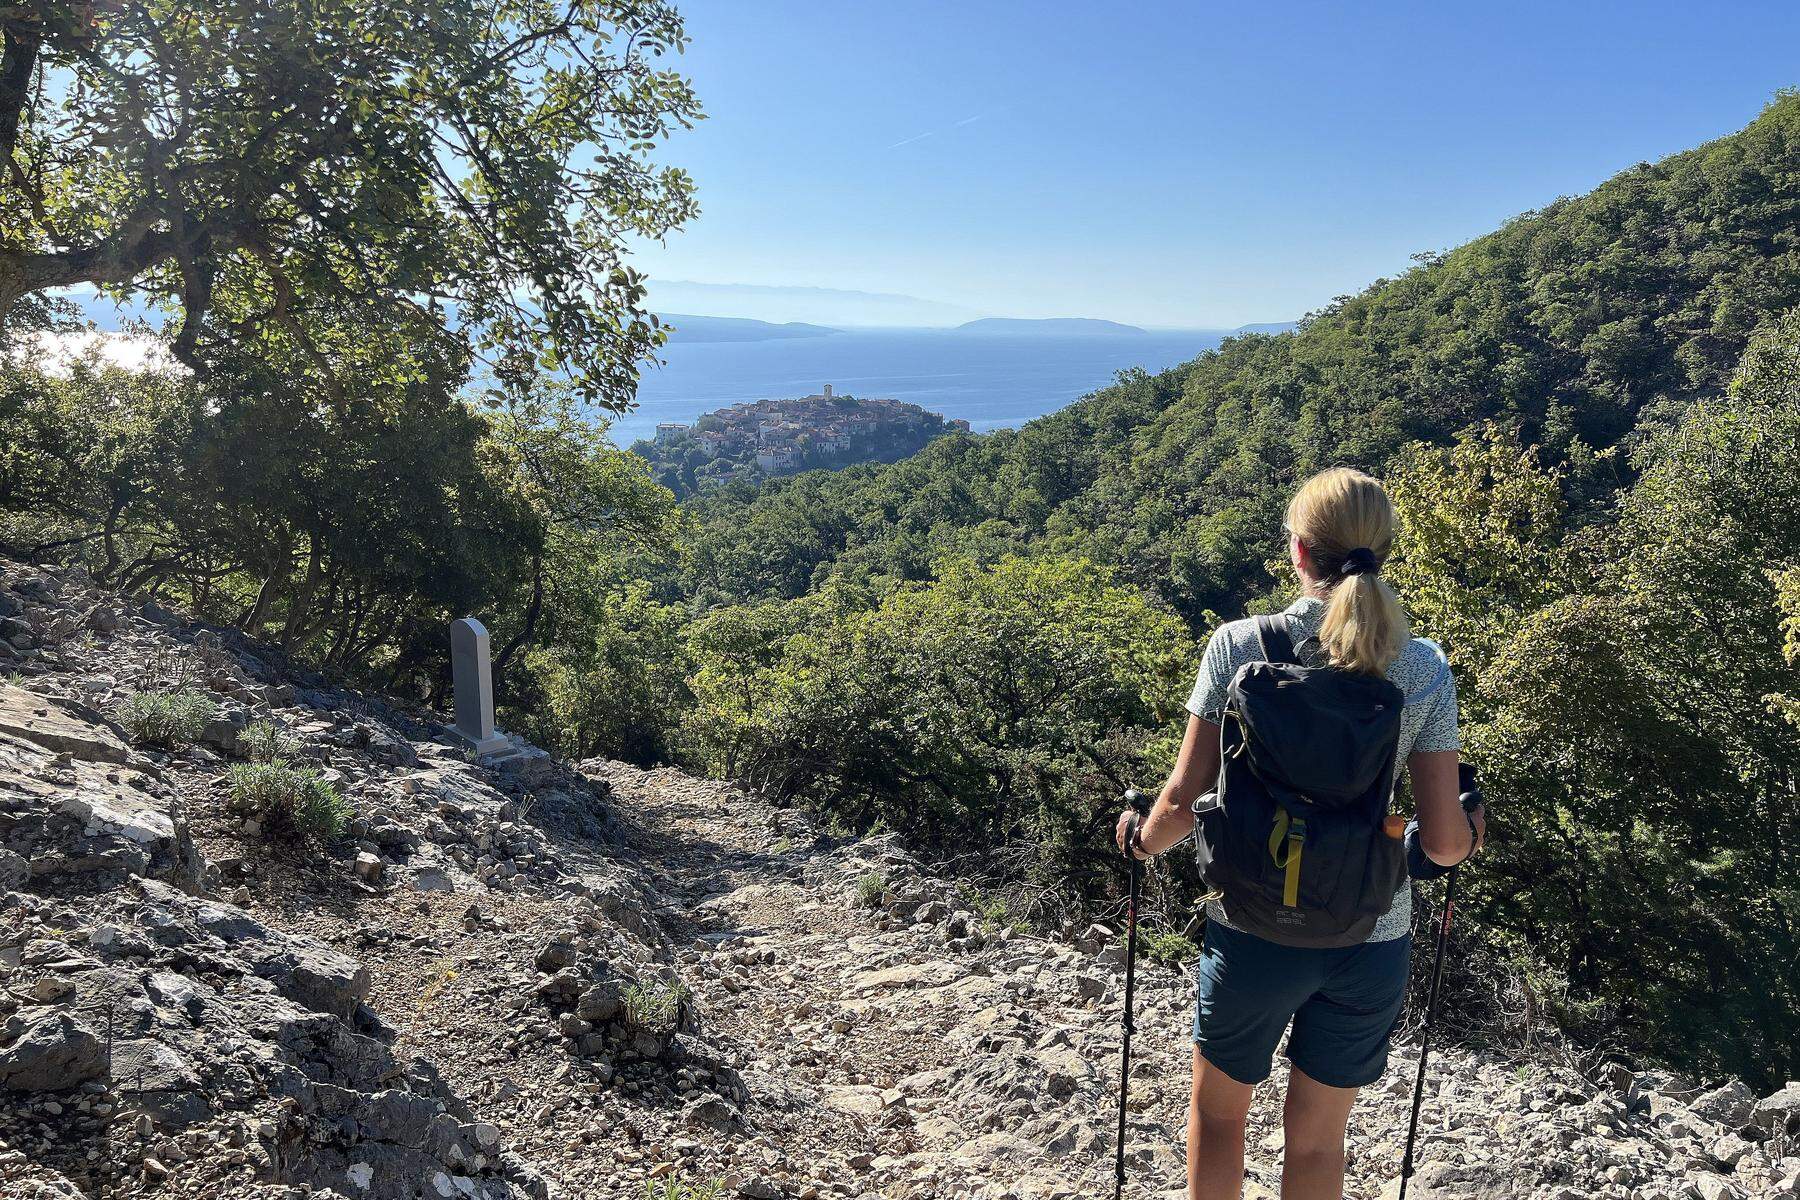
[657,314,840,343]
[1233,321,1300,336]
[953,316,1148,337]
[632,386,968,497]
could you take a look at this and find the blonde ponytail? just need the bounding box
[1285,468,1408,675]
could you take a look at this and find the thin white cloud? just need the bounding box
[886,129,936,150]
[887,108,993,151]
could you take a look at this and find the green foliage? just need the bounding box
[621,979,688,1032]
[956,883,1011,931]
[119,689,214,750]
[239,720,299,765]
[684,556,1194,900]
[0,356,198,569]
[642,1178,722,1200]
[1394,311,1800,1087]
[1771,565,1800,730]
[0,356,679,707]
[516,580,691,765]
[1385,425,1576,672]
[227,762,351,843]
[0,0,699,409]
[1137,929,1200,968]
[854,872,886,909]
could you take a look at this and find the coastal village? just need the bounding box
[634,385,970,496]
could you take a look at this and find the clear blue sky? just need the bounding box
[630,0,1800,329]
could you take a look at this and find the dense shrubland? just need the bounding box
[681,557,1196,904]
[3,19,1797,1093]
[0,353,679,715]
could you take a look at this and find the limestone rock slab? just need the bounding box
[0,684,129,763]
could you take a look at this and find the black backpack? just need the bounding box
[1194,615,1408,948]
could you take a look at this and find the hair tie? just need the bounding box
[1338,547,1379,577]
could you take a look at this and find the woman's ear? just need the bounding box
[1290,534,1310,577]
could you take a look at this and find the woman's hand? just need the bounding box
[1114,808,1152,860]
[1113,714,1219,862]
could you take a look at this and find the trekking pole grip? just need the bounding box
[1122,787,1151,861]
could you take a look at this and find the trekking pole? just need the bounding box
[1399,783,1482,1200]
[1114,786,1150,1200]
[1398,865,1456,1200]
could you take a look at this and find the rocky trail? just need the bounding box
[1,557,1797,1200]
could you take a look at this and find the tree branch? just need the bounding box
[0,20,39,164]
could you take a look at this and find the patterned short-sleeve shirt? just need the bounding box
[1184,595,1460,942]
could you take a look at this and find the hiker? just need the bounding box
[1114,467,1485,1200]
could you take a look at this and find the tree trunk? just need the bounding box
[280,536,323,651]
[244,571,283,634]
[98,495,126,584]
[493,549,545,682]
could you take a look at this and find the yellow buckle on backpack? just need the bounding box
[1268,809,1306,909]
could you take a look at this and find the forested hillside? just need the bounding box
[672,93,1800,618]
[539,95,1800,1087]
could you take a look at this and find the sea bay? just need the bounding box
[608,327,1231,448]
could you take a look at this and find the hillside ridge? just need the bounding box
[2,562,1798,1199]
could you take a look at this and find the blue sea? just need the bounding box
[608,328,1229,448]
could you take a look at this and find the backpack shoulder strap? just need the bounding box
[1252,614,1300,666]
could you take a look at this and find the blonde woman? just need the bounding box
[1116,467,1485,1200]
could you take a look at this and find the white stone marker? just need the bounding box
[449,618,510,754]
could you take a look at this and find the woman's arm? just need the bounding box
[1408,749,1486,866]
[1114,714,1222,859]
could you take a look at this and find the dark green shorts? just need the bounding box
[1193,920,1411,1089]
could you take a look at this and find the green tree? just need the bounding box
[1385,423,1575,673]
[485,390,681,678]
[684,557,1194,900]
[0,0,699,409]
[522,579,691,764]
[1398,312,1800,1086]
[0,352,198,571]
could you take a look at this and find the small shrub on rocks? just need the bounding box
[119,688,214,749]
[227,761,351,843]
[622,979,688,1032]
[643,1178,722,1200]
[854,871,886,909]
[418,958,460,1012]
[239,718,299,764]
[957,882,1011,931]
[1139,929,1200,967]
